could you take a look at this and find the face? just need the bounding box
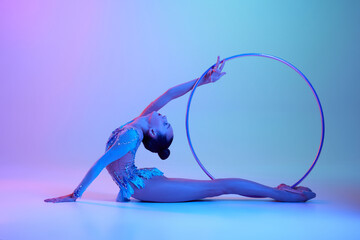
[148,111,174,141]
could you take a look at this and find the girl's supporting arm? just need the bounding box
[44,129,139,203]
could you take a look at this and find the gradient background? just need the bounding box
[1,0,360,239]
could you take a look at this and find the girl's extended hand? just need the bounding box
[200,56,226,85]
[44,193,77,203]
[275,183,316,202]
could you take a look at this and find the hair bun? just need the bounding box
[158,148,170,160]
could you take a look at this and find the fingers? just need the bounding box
[44,197,72,203]
[44,198,74,203]
[215,56,220,69]
[205,57,226,83]
[211,56,226,73]
[219,59,225,71]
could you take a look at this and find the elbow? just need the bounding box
[166,87,179,100]
[166,87,174,96]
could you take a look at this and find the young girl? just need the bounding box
[44,57,316,203]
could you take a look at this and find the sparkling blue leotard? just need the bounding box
[105,119,164,202]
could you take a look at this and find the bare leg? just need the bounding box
[131,176,310,203]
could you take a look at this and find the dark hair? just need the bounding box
[142,131,173,160]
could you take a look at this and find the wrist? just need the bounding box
[73,184,83,198]
[197,77,207,87]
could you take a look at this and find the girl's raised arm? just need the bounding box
[139,57,226,116]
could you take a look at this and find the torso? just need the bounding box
[105,122,143,185]
[103,119,164,201]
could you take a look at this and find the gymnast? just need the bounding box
[44,56,316,203]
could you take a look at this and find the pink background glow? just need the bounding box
[1,1,360,239]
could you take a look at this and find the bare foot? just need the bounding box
[275,184,316,202]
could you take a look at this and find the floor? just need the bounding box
[1,165,360,240]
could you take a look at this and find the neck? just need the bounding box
[129,115,150,137]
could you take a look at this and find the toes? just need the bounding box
[304,191,316,200]
[296,186,313,192]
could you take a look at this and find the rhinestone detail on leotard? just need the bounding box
[105,123,164,202]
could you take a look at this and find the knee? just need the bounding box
[209,179,228,196]
[214,179,234,195]
[116,191,131,202]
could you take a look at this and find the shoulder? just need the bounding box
[116,126,143,144]
[105,127,142,154]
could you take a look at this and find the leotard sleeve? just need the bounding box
[107,126,141,153]
[73,127,141,199]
